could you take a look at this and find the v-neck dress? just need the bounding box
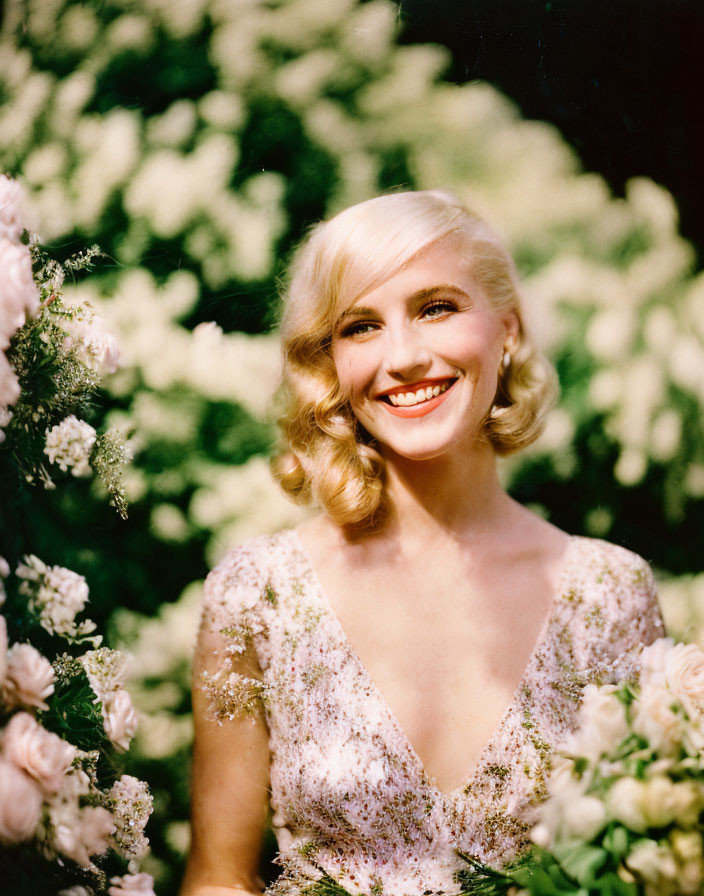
[199,530,665,896]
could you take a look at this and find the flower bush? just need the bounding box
[2,1,704,893]
[0,175,153,896]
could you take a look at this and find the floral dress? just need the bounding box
[199,529,665,896]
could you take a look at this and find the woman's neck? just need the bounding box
[380,441,515,545]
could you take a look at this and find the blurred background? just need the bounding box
[2,0,704,892]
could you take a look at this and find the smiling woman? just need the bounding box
[273,191,556,529]
[182,191,665,896]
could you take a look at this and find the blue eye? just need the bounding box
[421,301,457,319]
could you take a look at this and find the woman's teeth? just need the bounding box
[386,381,452,407]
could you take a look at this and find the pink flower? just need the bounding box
[0,239,39,350]
[0,757,42,843]
[0,175,26,242]
[104,689,138,752]
[4,642,56,710]
[0,616,7,683]
[108,873,156,896]
[51,802,115,868]
[2,711,76,793]
[0,351,20,408]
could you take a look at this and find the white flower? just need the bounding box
[108,774,153,859]
[0,757,42,843]
[44,415,97,477]
[639,638,674,691]
[0,175,26,242]
[664,642,704,719]
[567,683,629,760]
[104,688,138,752]
[627,839,678,885]
[79,647,127,701]
[1,711,76,794]
[108,872,156,896]
[61,307,120,376]
[607,776,703,832]
[4,642,56,710]
[0,238,40,349]
[16,554,90,639]
[631,684,685,755]
[607,778,649,832]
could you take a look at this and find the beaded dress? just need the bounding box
[199,529,664,896]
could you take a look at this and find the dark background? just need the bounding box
[398,0,704,266]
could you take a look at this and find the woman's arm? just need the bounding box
[180,617,271,896]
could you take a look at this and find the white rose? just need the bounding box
[607,778,649,832]
[2,711,76,793]
[569,684,629,760]
[108,872,156,896]
[639,638,674,691]
[631,684,685,755]
[627,838,678,884]
[0,757,42,843]
[4,642,56,710]
[665,643,704,719]
[61,312,120,376]
[104,688,138,751]
[561,794,607,841]
[0,239,39,349]
[641,776,701,828]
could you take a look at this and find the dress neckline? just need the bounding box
[286,528,578,800]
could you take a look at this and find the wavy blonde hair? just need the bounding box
[271,190,556,529]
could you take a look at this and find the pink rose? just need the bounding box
[2,711,76,793]
[108,873,156,896]
[51,802,115,868]
[104,689,138,752]
[4,642,56,710]
[0,176,26,242]
[0,757,42,843]
[0,351,20,408]
[0,616,7,684]
[0,239,39,350]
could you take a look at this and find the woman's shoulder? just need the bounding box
[202,528,302,621]
[565,534,655,588]
[560,534,664,656]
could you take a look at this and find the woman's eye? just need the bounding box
[421,301,456,319]
[339,320,378,338]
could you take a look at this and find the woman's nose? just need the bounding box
[383,325,431,379]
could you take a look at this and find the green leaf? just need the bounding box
[551,843,608,887]
[602,825,630,860]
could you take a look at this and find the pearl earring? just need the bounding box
[502,350,511,370]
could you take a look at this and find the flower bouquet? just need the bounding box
[458,637,704,896]
[0,174,154,896]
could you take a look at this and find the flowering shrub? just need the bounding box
[0,175,154,896]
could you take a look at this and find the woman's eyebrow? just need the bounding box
[409,284,470,302]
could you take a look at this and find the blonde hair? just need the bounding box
[271,190,556,529]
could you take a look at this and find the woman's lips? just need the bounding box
[378,378,458,418]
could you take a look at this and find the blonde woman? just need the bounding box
[181,191,664,896]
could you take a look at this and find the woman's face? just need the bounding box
[330,235,519,463]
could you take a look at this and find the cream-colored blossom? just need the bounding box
[664,641,704,719]
[108,774,153,859]
[4,642,56,710]
[60,308,120,376]
[50,800,115,869]
[567,683,628,760]
[16,554,90,638]
[44,415,97,477]
[103,688,139,752]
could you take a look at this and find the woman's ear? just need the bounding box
[502,310,520,352]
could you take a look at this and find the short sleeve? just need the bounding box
[195,547,271,721]
[599,550,667,684]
